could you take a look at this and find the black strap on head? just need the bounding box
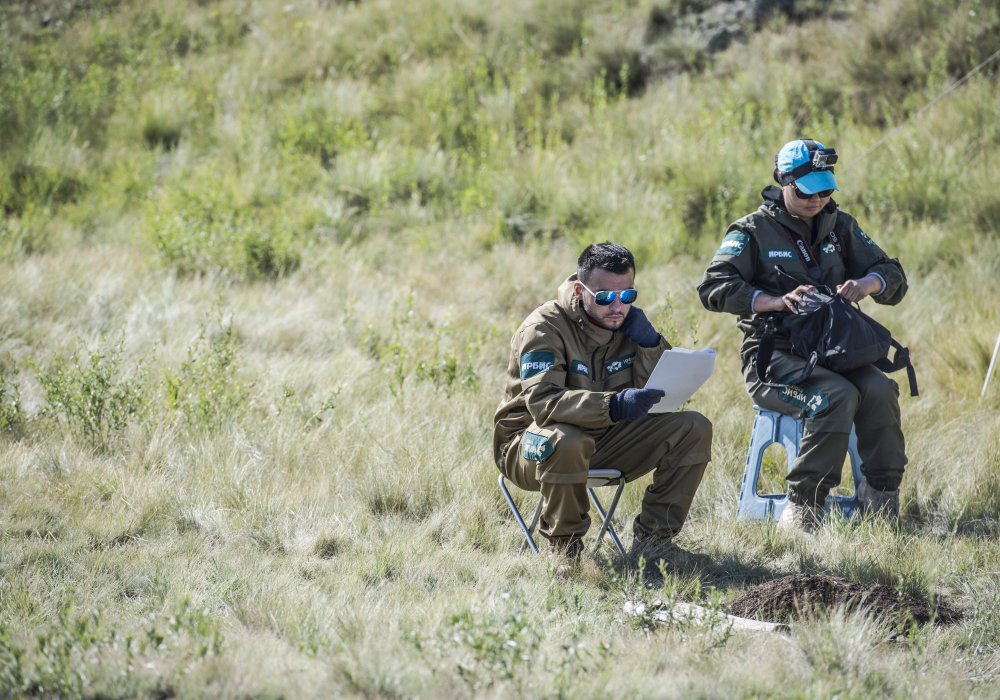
[776,138,838,187]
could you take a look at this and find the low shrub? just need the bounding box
[0,365,22,433]
[162,318,249,432]
[146,167,302,280]
[35,343,145,452]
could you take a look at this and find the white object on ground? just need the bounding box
[983,330,1000,398]
[623,600,789,634]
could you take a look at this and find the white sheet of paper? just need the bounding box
[643,348,716,413]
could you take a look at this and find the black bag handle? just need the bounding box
[873,338,919,396]
[754,315,819,389]
[852,305,920,397]
[773,264,835,296]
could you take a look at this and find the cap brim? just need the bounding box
[795,170,838,194]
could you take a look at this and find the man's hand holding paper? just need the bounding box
[643,348,716,413]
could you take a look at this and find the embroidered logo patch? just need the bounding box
[570,360,590,377]
[853,224,876,248]
[604,353,635,376]
[776,380,829,417]
[520,351,554,379]
[768,250,794,259]
[521,432,553,461]
[715,232,749,257]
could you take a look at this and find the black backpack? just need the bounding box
[755,267,918,396]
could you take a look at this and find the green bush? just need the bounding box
[0,365,22,433]
[276,101,370,167]
[146,168,302,280]
[162,319,248,432]
[35,344,145,451]
[360,294,482,396]
[0,597,222,698]
[0,162,85,218]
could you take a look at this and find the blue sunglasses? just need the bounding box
[579,281,638,306]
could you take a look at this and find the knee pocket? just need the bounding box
[521,425,592,484]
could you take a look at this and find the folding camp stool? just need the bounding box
[737,406,865,521]
[498,469,627,555]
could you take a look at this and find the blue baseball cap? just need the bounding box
[775,139,839,195]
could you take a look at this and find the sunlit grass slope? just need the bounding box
[1,0,999,696]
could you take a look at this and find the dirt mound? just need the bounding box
[729,574,961,626]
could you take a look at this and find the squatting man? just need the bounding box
[493,242,713,560]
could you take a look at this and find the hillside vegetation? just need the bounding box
[1,0,999,696]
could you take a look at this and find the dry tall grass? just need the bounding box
[1,0,999,696]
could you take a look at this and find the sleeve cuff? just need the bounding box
[751,289,762,313]
[867,273,887,296]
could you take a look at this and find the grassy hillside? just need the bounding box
[1,0,999,696]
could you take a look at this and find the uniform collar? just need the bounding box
[557,274,615,345]
[760,185,838,241]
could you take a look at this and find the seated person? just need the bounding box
[698,138,909,531]
[494,242,712,560]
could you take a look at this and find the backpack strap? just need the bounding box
[873,338,919,396]
[848,305,919,397]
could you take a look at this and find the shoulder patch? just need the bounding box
[852,224,876,248]
[569,360,590,377]
[604,353,636,377]
[520,351,555,380]
[715,232,749,257]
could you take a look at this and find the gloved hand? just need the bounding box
[610,388,665,422]
[620,307,660,347]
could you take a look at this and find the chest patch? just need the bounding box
[520,351,554,380]
[715,232,749,257]
[604,353,635,377]
[570,360,590,377]
[768,250,794,259]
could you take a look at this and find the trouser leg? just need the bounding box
[589,411,712,538]
[500,423,594,539]
[844,365,907,491]
[747,351,859,506]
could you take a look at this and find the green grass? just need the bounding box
[1,0,1000,696]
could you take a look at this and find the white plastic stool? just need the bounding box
[498,470,627,555]
[737,406,864,521]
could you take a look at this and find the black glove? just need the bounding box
[620,307,660,348]
[610,388,665,422]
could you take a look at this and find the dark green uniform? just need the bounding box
[494,276,712,540]
[698,186,908,506]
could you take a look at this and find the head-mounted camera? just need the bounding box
[777,139,838,186]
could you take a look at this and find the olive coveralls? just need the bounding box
[493,276,712,541]
[698,186,908,506]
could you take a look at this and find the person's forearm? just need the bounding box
[752,292,785,313]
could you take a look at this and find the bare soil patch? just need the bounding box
[729,574,961,626]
